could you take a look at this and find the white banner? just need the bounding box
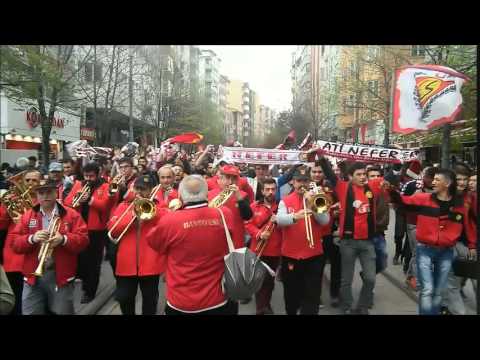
[313,140,419,164]
[221,147,304,165]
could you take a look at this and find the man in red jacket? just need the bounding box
[11,179,88,315]
[64,162,115,304]
[276,170,330,315]
[208,165,253,249]
[154,166,179,208]
[207,161,255,203]
[2,169,41,315]
[107,175,166,315]
[245,178,281,315]
[320,159,385,315]
[387,168,477,315]
[148,175,238,315]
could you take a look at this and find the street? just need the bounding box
[74,207,477,315]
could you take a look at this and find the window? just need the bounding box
[367,46,380,60]
[84,62,93,82]
[94,63,103,82]
[84,62,103,82]
[321,45,325,57]
[411,45,426,57]
[367,80,379,97]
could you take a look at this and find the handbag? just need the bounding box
[0,264,15,315]
[452,258,480,279]
[217,208,275,301]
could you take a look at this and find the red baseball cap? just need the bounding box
[221,165,240,177]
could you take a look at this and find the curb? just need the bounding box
[380,270,419,304]
[76,283,116,315]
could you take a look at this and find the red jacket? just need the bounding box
[335,177,383,240]
[208,188,247,249]
[64,181,115,230]
[469,192,477,218]
[399,192,476,249]
[280,192,328,259]
[207,175,254,203]
[3,222,23,272]
[245,201,281,257]
[11,202,89,287]
[154,187,179,209]
[147,203,234,312]
[0,204,11,230]
[107,201,167,276]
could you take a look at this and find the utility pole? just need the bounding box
[128,46,134,142]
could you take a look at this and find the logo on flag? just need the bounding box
[392,64,469,134]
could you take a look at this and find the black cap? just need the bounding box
[34,179,58,192]
[292,169,310,181]
[134,175,154,189]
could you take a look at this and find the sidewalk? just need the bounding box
[74,260,116,315]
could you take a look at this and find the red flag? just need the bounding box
[168,132,204,144]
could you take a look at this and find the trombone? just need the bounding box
[32,216,61,277]
[108,185,161,244]
[255,219,276,255]
[72,182,91,208]
[302,182,332,248]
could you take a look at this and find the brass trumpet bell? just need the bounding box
[133,198,156,220]
[311,194,330,214]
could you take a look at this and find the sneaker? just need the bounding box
[240,298,252,305]
[440,306,451,315]
[355,308,369,315]
[406,277,417,291]
[319,299,325,309]
[330,297,340,308]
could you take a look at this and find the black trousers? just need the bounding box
[105,240,118,277]
[115,275,160,315]
[165,300,238,315]
[394,209,407,257]
[77,230,107,298]
[6,271,23,315]
[320,235,342,299]
[0,229,7,265]
[281,255,325,315]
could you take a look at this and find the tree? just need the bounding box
[1,45,92,166]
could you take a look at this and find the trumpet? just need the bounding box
[109,175,125,194]
[108,185,159,244]
[255,219,276,255]
[208,185,236,208]
[32,216,61,277]
[308,182,332,214]
[72,182,91,208]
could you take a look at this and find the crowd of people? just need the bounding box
[0,143,477,315]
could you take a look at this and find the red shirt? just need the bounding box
[3,223,23,272]
[107,201,167,276]
[245,201,282,257]
[336,177,383,240]
[208,188,248,249]
[147,203,234,312]
[280,192,327,259]
[207,175,254,203]
[11,203,89,287]
[64,181,115,230]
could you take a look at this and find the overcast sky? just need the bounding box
[200,45,296,112]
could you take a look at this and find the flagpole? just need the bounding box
[386,69,395,147]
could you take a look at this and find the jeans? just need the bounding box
[441,242,470,315]
[406,224,417,279]
[372,234,387,274]
[321,235,341,298]
[339,239,376,311]
[416,243,454,315]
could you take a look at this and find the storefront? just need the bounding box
[0,94,80,165]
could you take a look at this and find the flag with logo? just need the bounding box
[392,64,470,134]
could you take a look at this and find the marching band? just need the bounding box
[0,139,477,316]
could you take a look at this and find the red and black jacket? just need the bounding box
[390,191,476,249]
